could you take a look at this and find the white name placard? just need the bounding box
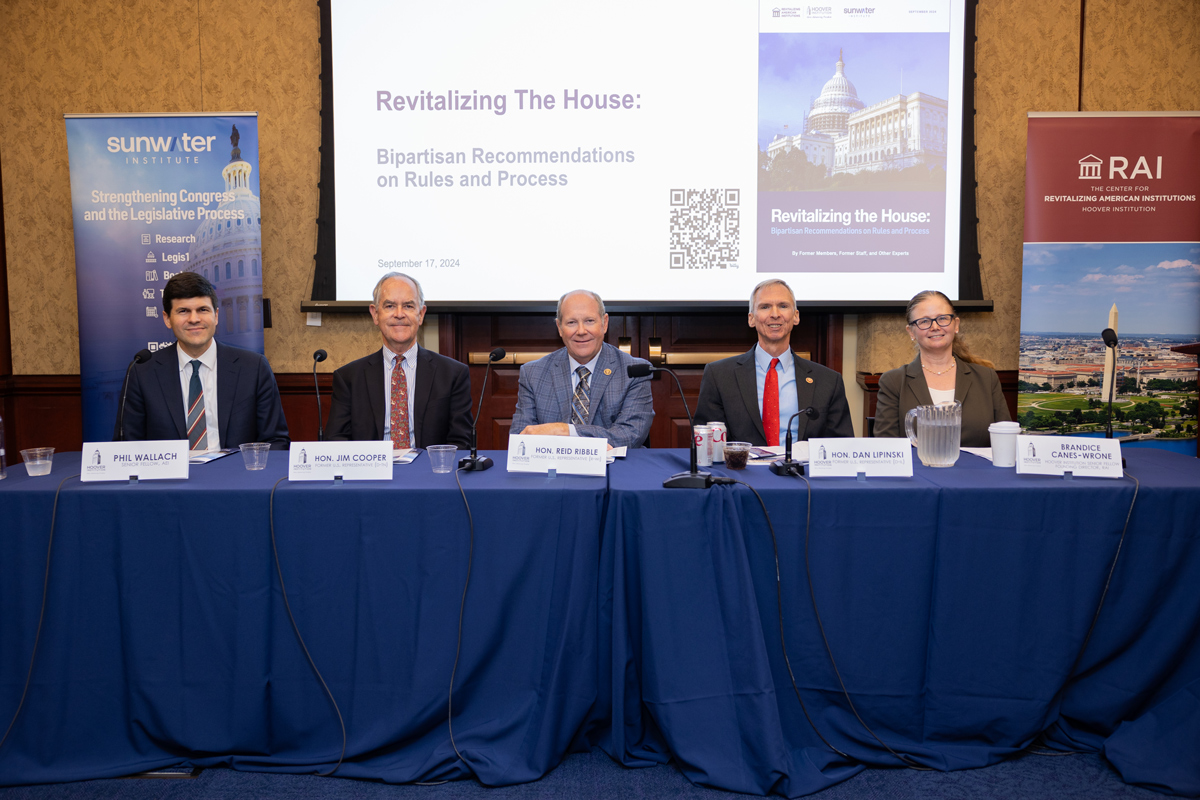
[1015,435,1123,478]
[507,434,607,477]
[806,438,914,477]
[288,441,393,481]
[81,441,190,482]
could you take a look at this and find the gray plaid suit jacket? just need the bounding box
[511,342,654,448]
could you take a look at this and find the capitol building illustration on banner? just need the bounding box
[767,50,949,176]
[187,126,264,352]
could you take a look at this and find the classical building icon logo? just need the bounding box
[1078,154,1102,179]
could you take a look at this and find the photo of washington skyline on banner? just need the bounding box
[1018,113,1200,454]
[65,113,263,442]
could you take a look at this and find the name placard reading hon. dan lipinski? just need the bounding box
[806,438,914,477]
[81,441,190,482]
[1015,435,1123,478]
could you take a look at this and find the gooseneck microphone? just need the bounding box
[459,347,506,471]
[1102,328,1118,439]
[116,349,153,441]
[627,362,713,489]
[312,349,328,441]
[769,407,821,477]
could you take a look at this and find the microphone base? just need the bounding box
[664,470,714,489]
[458,455,493,472]
[769,459,805,477]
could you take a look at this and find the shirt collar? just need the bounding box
[384,341,419,369]
[568,347,602,376]
[177,340,217,373]
[754,342,792,373]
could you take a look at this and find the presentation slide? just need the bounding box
[332,0,966,305]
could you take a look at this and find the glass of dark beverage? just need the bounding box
[724,442,751,470]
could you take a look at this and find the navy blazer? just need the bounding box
[510,343,654,448]
[695,347,853,446]
[116,342,289,449]
[324,346,473,448]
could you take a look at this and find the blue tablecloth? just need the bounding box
[0,451,605,786]
[599,448,1200,797]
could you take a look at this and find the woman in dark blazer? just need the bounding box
[874,290,1010,447]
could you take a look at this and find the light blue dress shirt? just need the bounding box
[754,343,798,447]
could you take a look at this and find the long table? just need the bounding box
[0,452,606,786]
[599,448,1200,797]
[2,448,1198,796]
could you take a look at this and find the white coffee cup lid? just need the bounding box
[989,421,1021,432]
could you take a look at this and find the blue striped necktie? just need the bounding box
[187,360,207,450]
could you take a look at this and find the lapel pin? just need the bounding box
[806,377,814,384]
[604,368,612,375]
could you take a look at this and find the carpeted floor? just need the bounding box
[0,747,1167,799]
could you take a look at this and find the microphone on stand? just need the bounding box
[1102,328,1118,439]
[627,363,713,489]
[769,407,821,477]
[312,349,328,441]
[116,349,153,441]
[460,347,506,471]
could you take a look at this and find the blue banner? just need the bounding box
[65,113,264,443]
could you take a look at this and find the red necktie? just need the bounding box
[390,355,411,449]
[763,357,780,446]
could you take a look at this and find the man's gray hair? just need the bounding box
[748,278,794,313]
[372,272,425,307]
[556,289,606,321]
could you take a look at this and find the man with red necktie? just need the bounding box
[695,279,853,447]
[324,272,472,448]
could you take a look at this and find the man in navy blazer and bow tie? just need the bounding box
[117,271,289,449]
[511,289,654,449]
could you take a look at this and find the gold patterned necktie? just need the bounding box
[571,366,591,426]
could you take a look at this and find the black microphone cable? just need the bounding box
[268,476,347,776]
[710,475,850,761]
[0,473,79,755]
[736,465,931,769]
[447,466,477,767]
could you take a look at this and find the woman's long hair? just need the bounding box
[905,290,995,369]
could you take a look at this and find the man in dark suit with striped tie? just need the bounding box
[117,272,289,450]
[510,289,654,449]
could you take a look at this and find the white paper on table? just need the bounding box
[392,448,421,465]
[189,448,237,464]
[961,447,993,462]
[790,441,810,463]
[747,445,785,466]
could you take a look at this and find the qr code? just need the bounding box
[669,189,740,269]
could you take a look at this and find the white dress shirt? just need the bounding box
[177,341,220,451]
[382,343,418,442]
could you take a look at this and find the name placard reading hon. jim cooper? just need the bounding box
[81,441,190,482]
[288,441,393,481]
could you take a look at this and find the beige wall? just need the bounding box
[858,0,1200,373]
[2,1,1198,375]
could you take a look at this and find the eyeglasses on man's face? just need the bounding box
[908,314,956,330]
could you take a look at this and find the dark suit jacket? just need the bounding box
[874,355,1010,447]
[695,347,854,445]
[324,346,473,448]
[116,342,289,449]
[510,343,654,448]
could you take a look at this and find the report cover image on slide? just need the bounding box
[757,31,951,273]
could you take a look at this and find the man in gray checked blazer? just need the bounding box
[511,290,654,448]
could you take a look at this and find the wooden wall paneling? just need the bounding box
[6,376,84,457]
[276,373,333,443]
